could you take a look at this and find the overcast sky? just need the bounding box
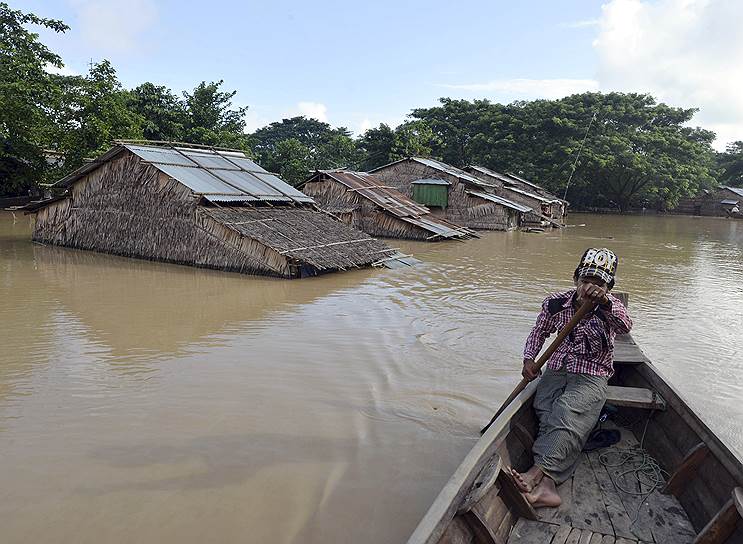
[26,0,743,150]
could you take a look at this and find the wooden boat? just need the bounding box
[407,295,743,544]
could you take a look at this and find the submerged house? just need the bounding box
[465,165,568,225]
[25,142,401,278]
[302,169,475,241]
[370,157,530,231]
[674,186,743,217]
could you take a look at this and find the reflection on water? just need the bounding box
[1,211,742,543]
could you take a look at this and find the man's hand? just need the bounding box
[522,358,541,381]
[576,281,608,306]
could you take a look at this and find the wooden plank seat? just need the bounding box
[605,385,666,410]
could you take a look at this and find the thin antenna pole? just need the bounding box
[562,111,597,201]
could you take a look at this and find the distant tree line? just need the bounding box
[2,3,741,211]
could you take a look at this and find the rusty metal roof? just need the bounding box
[318,170,429,218]
[314,170,473,239]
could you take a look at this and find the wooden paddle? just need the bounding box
[480,298,599,435]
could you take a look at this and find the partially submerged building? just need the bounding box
[370,157,530,231]
[674,186,743,217]
[25,142,402,278]
[302,169,475,240]
[465,165,567,225]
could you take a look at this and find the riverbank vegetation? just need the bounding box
[1,3,737,212]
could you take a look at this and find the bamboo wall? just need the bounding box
[373,161,519,231]
[303,177,435,240]
[32,152,292,277]
[674,188,742,217]
[468,168,567,222]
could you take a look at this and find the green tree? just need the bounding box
[252,117,344,161]
[357,123,395,170]
[716,141,743,187]
[410,92,717,211]
[182,80,250,149]
[0,3,68,195]
[53,60,143,173]
[315,133,361,169]
[251,116,358,175]
[390,120,441,161]
[535,94,717,211]
[410,98,502,166]
[127,82,185,142]
[271,138,311,185]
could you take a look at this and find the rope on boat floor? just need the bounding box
[597,410,669,525]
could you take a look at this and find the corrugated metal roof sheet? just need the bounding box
[319,170,429,218]
[504,172,565,203]
[721,199,740,205]
[50,143,313,205]
[502,185,557,203]
[466,165,513,186]
[468,165,565,203]
[313,170,474,239]
[400,215,469,239]
[124,144,313,204]
[722,186,743,198]
[504,172,546,192]
[411,178,450,186]
[411,158,495,188]
[467,191,532,213]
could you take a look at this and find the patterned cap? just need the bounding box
[575,247,618,285]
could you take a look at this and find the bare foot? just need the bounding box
[526,477,561,508]
[507,467,534,493]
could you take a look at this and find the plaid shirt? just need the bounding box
[523,290,633,377]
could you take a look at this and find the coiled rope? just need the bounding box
[597,410,668,524]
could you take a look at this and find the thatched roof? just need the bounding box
[308,170,475,239]
[200,206,396,271]
[26,142,409,275]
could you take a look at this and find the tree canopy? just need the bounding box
[409,93,718,211]
[0,2,68,195]
[716,141,743,187]
[250,117,358,185]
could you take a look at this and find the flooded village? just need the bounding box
[4,2,743,544]
[5,139,743,544]
[21,141,567,279]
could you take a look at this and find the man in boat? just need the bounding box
[508,248,632,507]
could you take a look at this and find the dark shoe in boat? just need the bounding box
[583,429,621,452]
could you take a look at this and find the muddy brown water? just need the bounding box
[1,211,742,543]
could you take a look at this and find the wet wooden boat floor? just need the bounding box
[507,421,696,544]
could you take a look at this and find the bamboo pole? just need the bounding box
[480,299,598,435]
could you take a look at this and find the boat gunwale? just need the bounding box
[630,360,743,483]
[405,380,540,544]
[405,351,743,544]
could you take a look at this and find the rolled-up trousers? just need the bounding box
[531,366,608,484]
